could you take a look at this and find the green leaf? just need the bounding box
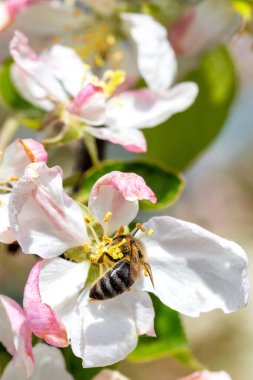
[0,343,11,375]
[76,159,184,210]
[143,45,237,170]
[0,60,32,110]
[128,295,201,368]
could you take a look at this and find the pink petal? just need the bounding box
[0,295,34,377]
[23,261,69,348]
[86,125,147,153]
[67,84,106,125]
[19,138,48,163]
[0,139,47,182]
[178,371,232,380]
[90,171,156,204]
[88,171,156,234]
[7,0,35,19]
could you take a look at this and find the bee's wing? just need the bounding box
[129,242,142,280]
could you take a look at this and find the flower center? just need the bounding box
[83,211,154,268]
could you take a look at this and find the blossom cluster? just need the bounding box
[0,0,249,379]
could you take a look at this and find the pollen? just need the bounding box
[117,225,125,234]
[107,238,126,260]
[146,229,154,236]
[90,254,97,263]
[144,269,149,277]
[9,177,19,182]
[103,235,112,244]
[84,216,91,224]
[102,70,126,97]
[136,223,146,232]
[104,212,112,222]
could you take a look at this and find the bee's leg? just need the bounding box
[143,262,155,288]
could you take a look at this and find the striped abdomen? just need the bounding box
[89,261,134,300]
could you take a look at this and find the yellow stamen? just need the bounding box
[146,229,154,236]
[9,177,19,182]
[102,70,125,97]
[84,216,91,224]
[103,235,112,244]
[90,254,97,263]
[117,226,125,234]
[104,212,112,222]
[136,223,146,232]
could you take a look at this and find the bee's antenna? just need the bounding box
[143,262,155,288]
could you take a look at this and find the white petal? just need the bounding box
[2,343,73,380]
[86,125,147,152]
[106,83,198,130]
[138,216,249,317]
[9,163,89,258]
[39,258,90,337]
[41,44,91,98]
[121,13,177,90]
[11,64,55,110]
[10,31,68,109]
[0,194,15,244]
[71,287,154,367]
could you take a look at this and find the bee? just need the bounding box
[89,235,154,301]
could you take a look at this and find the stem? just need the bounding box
[83,132,101,167]
[0,117,19,152]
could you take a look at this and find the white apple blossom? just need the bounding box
[0,138,47,244]
[0,294,73,380]
[8,163,248,367]
[9,30,198,152]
